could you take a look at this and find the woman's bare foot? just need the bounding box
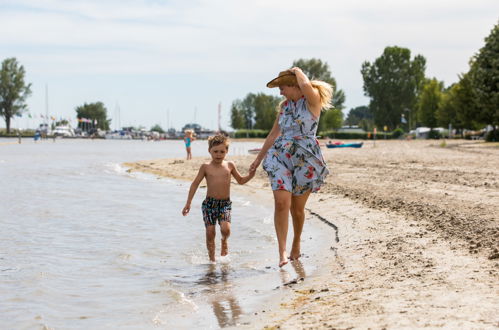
[221,238,228,256]
[289,249,301,260]
[279,256,289,267]
[290,240,301,260]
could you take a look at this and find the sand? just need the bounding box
[124,139,499,329]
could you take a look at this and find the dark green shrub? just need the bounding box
[428,130,441,139]
[392,128,404,139]
[485,130,499,142]
[233,129,269,138]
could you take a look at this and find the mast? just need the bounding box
[45,84,49,126]
[218,102,222,132]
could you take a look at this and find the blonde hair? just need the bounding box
[311,80,334,110]
[208,134,229,150]
[184,129,194,136]
[278,80,334,111]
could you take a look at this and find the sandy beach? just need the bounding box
[124,139,499,329]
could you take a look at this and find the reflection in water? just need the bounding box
[280,260,307,286]
[198,263,242,328]
[291,259,306,279]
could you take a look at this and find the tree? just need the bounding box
[75,102,111,131]
[345,106,370,125]
[438,73,479,131]
[230,93,280,130]
[0,58,32,133]
[469,22,499,132]
[417,78,444,129]
[253,93,281,129]
[230,100,246,129]
[292,58,346,110]
[151,124,165,133]
[318,108,343,132]
[361,46,426,131]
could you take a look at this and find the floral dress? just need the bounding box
[262,97,329,195]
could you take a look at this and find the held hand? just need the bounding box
[249,159,260,173]
[182,205,190,216]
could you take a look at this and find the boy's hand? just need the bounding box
[182,204,190,216]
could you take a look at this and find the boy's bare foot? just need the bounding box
[221,238,228,256]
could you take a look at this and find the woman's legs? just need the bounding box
[273,190,292,267]
[289,190,311,260]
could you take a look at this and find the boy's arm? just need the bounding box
[229,161,255,185]
[182,164,206,216]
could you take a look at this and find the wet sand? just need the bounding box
[125,139,499,329]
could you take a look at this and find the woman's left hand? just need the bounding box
[249,159,261,173]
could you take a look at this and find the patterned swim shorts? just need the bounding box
[201,197,232,227]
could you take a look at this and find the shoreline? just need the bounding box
[124,139,499,329]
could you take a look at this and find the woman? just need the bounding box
[250,67,333,267]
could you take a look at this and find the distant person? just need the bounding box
[183,129,196,160]
[34,130,41,142]
[182,134,255,263]
[250,67,332,267]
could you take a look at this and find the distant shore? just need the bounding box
[125,139,499,328]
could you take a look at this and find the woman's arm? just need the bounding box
[249,113,281,172]
[290,67,321,118]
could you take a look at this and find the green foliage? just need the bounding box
[361,46,426,131]
[75,102,111,130]
[292,58,345,110]
[485,130,499,142]
[392,127,405,139]
[320,131,398,140]
[318,108,343,132]
[345,106,374,131]
[55,119,69,126]
[230,100,246,129]
[230,93,280,130]
[416,78,444,128]
[0,57,32,133]
[233,129,269,138]
[438,73,479,130]
[150,124,165,133]
[345,106,371,125]
[469,22,499,129]
[428,129,441,139]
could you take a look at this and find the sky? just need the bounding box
[1,0,498,131]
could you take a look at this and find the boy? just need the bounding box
[182,134,255,263]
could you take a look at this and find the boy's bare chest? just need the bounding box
[205,167,231,182]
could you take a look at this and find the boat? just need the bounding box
[248,148,262,155]
[53,125,75,137]
[326,142,363,148]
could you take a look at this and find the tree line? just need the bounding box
[231,22,498,140]
[1,22,497,139]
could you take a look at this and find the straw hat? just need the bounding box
[266,70,298,88]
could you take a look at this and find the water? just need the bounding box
[0,138,334,329]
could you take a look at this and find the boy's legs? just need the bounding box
[220,221,231,256]
[205,225,216,262]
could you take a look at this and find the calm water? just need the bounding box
[0,138,333,329]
